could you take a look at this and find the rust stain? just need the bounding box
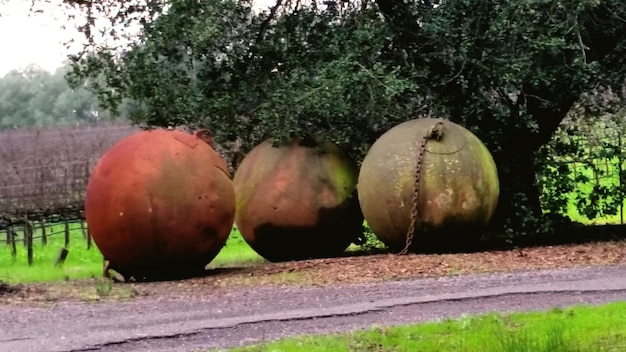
[85,129,235,279]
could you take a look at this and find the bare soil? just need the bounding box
[1,240,625,305]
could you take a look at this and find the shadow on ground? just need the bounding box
[342,223,626,256]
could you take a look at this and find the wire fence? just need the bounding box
[0,123,138,266]
[0,123,138,223]
[541,112,626,223]
[1,219,91,266]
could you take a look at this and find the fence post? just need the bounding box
[79,219,87,240]
[54,247,69,267]
[24,216,33,266]
[8,225,16,259]
[40,220,47,246]
[82,220,92,250]
[64,219,70,248]
[22,222,27,246]
[619,133,624,225]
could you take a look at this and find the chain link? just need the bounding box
[397,121,445,255]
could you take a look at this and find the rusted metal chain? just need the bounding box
[397,121,445,255]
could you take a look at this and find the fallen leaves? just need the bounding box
[1,240,625,304]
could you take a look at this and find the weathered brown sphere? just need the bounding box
[358,118,499,252]
[233,139,363,262]
[85,129,235,278]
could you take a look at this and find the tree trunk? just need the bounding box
[490,91,576,232]
[491,147,543,232]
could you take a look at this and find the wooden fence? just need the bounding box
[0,219,90,266]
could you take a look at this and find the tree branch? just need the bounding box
[255,0,284,45]
[374,0,421,48]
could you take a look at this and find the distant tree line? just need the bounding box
[0,64,130,130]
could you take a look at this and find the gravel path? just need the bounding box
[1,265,625,352]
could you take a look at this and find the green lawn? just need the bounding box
[228,302,626,352]
[0,222,101,282]
[209,230,265,268]
[0,223,262,283]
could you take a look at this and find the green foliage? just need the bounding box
[63,0,626,234]
[538,89,626,223]
[66,0,422,159]
[410,0,625,234]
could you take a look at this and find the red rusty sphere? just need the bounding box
[358,118,499,252]
[85,129,235,277]
[233,139,363,262]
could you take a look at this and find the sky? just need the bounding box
[0,0,275,78]
[0,1,79,77]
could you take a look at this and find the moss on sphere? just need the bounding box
[358,118,499,252]
[233,139,363,262]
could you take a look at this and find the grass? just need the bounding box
[227,302,626,352]
[209,230,265,268]
[0,222,102,283]
[0,223,262,283]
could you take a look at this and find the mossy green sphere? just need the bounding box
[233,139,363,262]
[358,118,499,252]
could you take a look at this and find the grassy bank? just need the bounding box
[0,222,101,282]
[0,224,262,283]
[229,302,626,352]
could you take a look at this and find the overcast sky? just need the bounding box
[0,0,77,76]
[0,0,277,77]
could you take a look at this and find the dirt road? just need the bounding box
[1,264,625,352]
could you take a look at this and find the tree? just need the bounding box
[0,65,58,128]
[57,0,626,235]
[538,86,626,223]
[0,64,130,128]
[372,0,626,233]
